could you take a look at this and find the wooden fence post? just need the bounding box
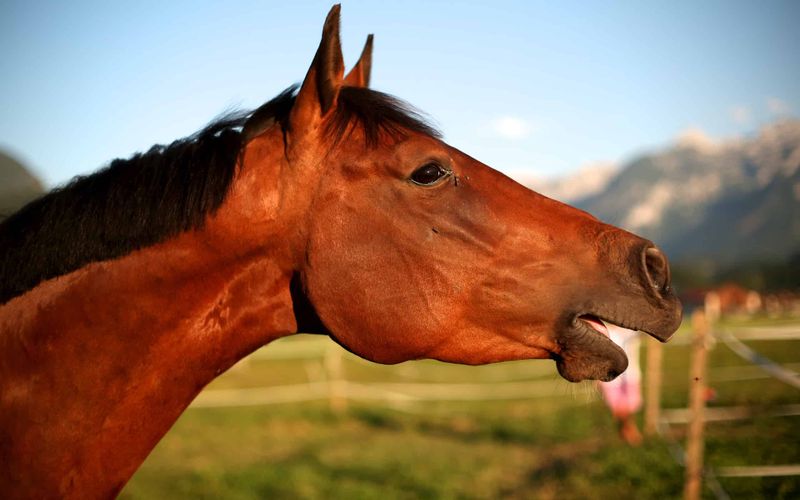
[684,309,710,500]
[704,291,721,325]
[324,344,347,413]
[645,336,663,436]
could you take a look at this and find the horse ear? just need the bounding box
[344,34,374,88]
[290,5,345,128]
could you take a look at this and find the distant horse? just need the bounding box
[0,5,681,498]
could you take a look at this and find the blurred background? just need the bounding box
[2,1,799,498]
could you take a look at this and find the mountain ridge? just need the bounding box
[528,120,800,266]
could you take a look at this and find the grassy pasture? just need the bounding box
[121,318,800,499]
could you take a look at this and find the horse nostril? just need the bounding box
[643,246,671,293]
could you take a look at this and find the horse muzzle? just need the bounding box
[552,243,683,382]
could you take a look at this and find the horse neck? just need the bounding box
[0,133,301,498]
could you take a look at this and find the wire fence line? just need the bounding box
[717,328,800,389]
[190,324,800,411]
[649,311,800,500]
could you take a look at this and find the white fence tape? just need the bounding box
[190,379,571,409]
[718,329,800,390]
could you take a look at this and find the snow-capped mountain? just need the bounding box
[524,162,619,204]
[531,120,800,264]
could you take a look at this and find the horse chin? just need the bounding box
[553,315,629,382]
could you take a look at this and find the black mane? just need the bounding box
[0,86,439,304]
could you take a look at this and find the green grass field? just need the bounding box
[121,317,800,499]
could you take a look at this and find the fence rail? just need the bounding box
[717,465,800,478]
[660,403,800,424]
[191,378,571,409]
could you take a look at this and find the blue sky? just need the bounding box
[1,1,798,187]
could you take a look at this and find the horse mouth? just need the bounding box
[553,309,679,383]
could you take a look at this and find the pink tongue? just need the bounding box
[582,315,609,336]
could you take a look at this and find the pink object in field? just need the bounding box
[599,325,642,417]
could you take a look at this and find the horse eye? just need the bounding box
[409,163,450,186]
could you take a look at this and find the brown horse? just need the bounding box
[0,5,681,499]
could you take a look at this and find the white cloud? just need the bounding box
[730,105,751,125]
[767,97,791,116]
[490,116,532,140]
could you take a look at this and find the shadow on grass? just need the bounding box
[515,439,685,499]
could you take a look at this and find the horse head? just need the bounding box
[241,6,682,382]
